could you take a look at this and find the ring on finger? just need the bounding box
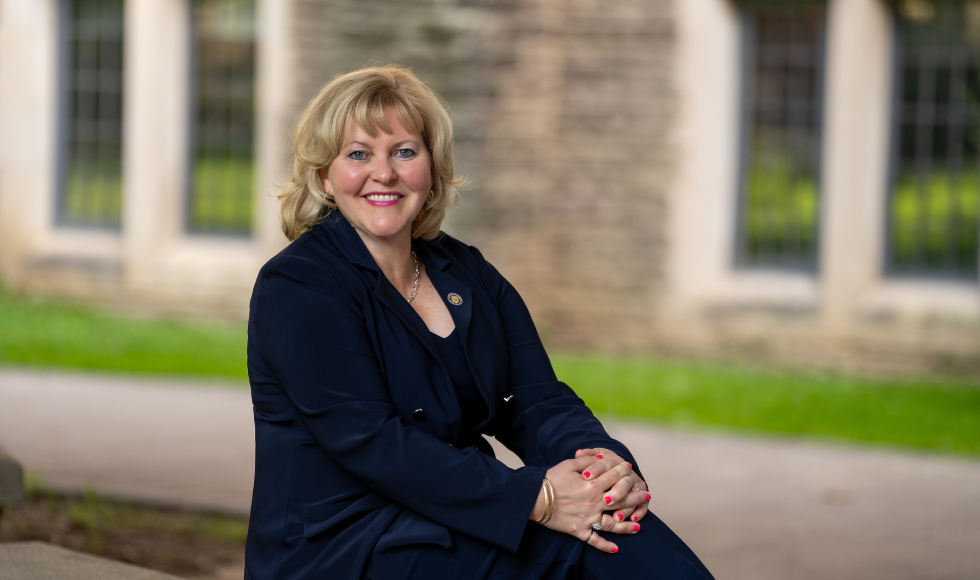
[587,529,595,542]
[592,516,603,532]
[631,487,641,492]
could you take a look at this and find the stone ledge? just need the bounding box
[0,542,182,580]
[0,443,23,505]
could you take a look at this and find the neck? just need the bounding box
[355,229,417,295]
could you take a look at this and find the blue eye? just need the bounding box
[347,150,368,160]
[393,148,416,159]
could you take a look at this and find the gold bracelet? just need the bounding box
[543,477,555,524]
[534,477,555,525]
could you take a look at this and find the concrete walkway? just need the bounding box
[1,367,979,580]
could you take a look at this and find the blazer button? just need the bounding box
[413,408,426,421]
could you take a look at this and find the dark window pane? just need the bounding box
[737,6,826,270]
[889,0,980,279]
[58,0,124,229]
[188,0,256,236]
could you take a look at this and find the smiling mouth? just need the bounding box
[364,194,402,201]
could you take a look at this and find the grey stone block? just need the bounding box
[0,443,24,505]
[0,542,182,580]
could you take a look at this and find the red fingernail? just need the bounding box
[612,547,618,553]
[634,524,641,531]
[604,496,612,504]
[617,513,623,521]
[584,471,591,478]
[646,493,651,501]
[631,515,638,521]
[596,454,603,459]
[628,462,632,469]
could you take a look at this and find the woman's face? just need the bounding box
[321,113,433,245]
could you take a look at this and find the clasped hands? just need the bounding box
[529,448,650,554]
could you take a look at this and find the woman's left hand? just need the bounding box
[576,448,650,524]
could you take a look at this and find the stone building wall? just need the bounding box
[4,0,976,376]
[287,0,677,350]
[284,0,980,377]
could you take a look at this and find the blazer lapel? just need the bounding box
[323,214,442,363]
[427,270,473,347]
[325,216,492,433]
[322,212,379,271]
[373,272,440,363]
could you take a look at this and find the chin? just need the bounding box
[364,217,413,240]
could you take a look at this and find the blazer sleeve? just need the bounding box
[480,255,644,481]
[250,254,545,552]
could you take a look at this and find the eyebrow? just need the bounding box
[341,140,371,149]
[341,139,421,150]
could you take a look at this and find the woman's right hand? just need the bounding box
[530,456,644,553]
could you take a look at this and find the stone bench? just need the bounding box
[0,542,182,580]
[0,448,182,579]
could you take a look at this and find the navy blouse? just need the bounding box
[431,329,488,439]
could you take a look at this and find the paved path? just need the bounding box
[1,367,979,579]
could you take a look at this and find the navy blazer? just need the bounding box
[245,213,639,580]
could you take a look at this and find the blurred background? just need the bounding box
[0,0,979,579]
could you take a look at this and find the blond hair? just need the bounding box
[279,65,464,241]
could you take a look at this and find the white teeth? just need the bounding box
[365,194,400,201]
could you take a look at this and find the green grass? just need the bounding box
[1,288,978,456]
[0,288,247,378]
[5,474,249,573]
[21,477,249,545]
[556,355,980,457]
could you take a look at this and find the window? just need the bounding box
[735,5,826,270]
[57,0,125,229]
[187,0,256,235]
[888,0,980,279]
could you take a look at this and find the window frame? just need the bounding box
[733,2,828,273]
[54,0,126,231]
[883,1,980,282]
[184,0,258,238]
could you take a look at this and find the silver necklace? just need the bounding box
[407,249,420,303]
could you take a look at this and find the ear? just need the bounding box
[318,167,332,197]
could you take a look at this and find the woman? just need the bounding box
[246,65,713,580]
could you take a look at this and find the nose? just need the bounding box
[370,156,396,185]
